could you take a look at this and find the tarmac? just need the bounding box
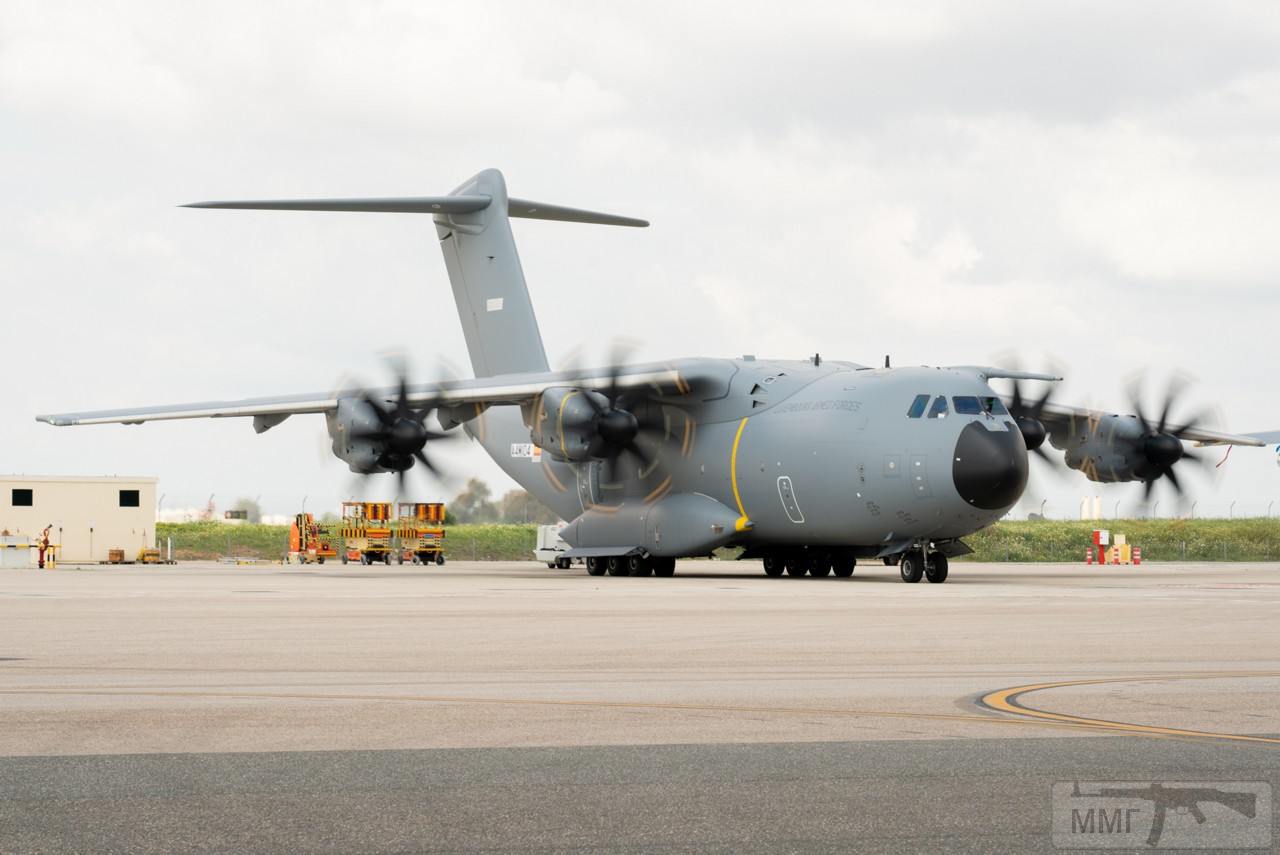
[2,559,1278,852]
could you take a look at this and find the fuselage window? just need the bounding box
[953,396,982,415]
[981,397,1008,415]
[927,396,949,419]
[907,394,930,418]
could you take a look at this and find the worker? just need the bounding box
[37,524,52,569]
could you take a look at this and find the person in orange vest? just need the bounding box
[36,524,52,569]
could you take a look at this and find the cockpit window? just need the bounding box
[953,396,982,415]
[907,394,929,418]
[927,396,949,419]
[981,397,1008,415]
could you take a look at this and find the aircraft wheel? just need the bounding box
[586,556,607,576]
[925,552,949,584]
[784,557,807,577]
[762,554,784,577]
[653,557,676,577]
[807,553,832,577]
[832,554,855,577]
[606,556,629,576]
[899,552,924,583]
[627,555,652,576]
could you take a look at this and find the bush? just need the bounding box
[156,521,539,562]
[963,518,1280,562]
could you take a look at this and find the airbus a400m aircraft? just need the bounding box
[38,169,1274,583]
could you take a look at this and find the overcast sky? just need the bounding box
[4,1,1280,520]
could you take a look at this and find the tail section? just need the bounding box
[183,168,647,378]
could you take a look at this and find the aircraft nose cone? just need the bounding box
[952,421,1029,510]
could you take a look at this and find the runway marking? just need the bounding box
[0,686,1110,735]
[6,674,1278,746]
[980,673,1280,746]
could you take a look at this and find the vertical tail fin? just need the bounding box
[433,169,547,377]
[184,168,647,379]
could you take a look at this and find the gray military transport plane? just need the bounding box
[38,169,1275,582]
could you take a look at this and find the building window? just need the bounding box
[12,488,32,507]
[119,489,140,508]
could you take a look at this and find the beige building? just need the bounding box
[0,476,158,563]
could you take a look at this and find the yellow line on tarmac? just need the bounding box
[981,674,1280,746]
[0,686,1082,732]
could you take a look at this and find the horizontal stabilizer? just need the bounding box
[183,194,648,227]
[506,198,648,227]
[182,196,491,214]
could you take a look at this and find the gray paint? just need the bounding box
[33,168,1275,562]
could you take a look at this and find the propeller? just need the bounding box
[1125,374,1214,500]
[579,348,670,486]
[1006,375,1056,462]
[348,358,456,494]
[556,341,690,491]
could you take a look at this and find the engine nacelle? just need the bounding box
[529,386,612,462]
[325,397,390,474]
[1049,413,1178,483]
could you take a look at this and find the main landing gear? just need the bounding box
[584,555,676,577]
[761,549,857,579]
[898,550,948,584]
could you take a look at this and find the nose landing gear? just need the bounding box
[899,550,949,583]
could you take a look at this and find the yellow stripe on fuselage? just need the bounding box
[730,417,751,530]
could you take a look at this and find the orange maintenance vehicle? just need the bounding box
[288,513,338,564]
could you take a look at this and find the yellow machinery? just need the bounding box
[394,502,446,565]
[337,502,394,565]
[298,502,446,567]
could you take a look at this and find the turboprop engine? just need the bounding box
[529,386,616,462]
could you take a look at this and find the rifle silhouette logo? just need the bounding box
[1070,781,1259,847]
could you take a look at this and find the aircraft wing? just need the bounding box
[1032,400,1267,447]
[35,365,687,427]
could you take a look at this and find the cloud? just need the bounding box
[3,0,1279,518]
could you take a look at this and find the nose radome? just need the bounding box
[952,421,1029,510]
